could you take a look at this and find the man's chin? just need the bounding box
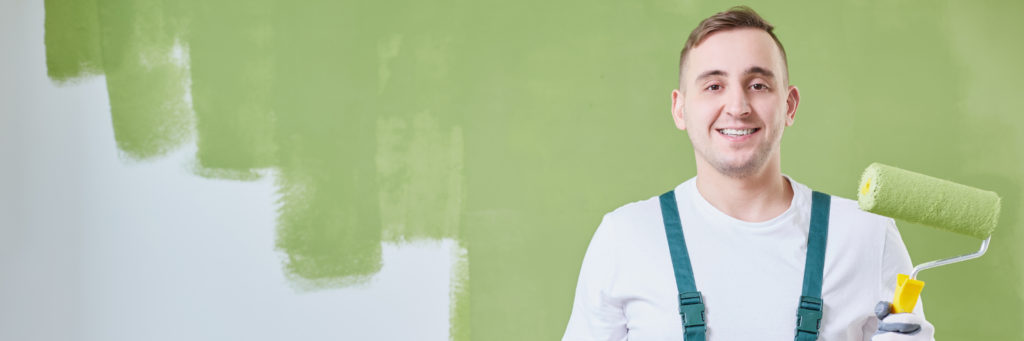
[711,159,763,179]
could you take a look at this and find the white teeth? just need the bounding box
[719,128,757,136]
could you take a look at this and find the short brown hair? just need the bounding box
[678,6,788,84]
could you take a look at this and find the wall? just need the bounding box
[1,0,1021,339]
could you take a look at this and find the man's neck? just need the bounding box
[694,161,794,223]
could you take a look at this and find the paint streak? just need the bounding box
[376,111,463,242]
[44,0,103,82]
[77,0,192,160]
[449,240,471,341]
[190,0,277,177]
[377,34,403,94]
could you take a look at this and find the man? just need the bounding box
[563,6,935,341]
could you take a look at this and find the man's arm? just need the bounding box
[562,214,628,341]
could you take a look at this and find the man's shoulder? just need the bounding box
[797,178,886,224]
[590,193,674,256]
[826,193,895,225]
[604,193,663,223]
[597,191,672,237]
[822,192,899,243]
[603,179,695,221]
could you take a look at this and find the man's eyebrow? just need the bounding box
[745,66,775,79]
[695,69,726,81]
[695,67,775,81]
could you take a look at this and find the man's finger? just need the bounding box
[875,306,926,336]
[877,321,922,335]
[874,301,892,320]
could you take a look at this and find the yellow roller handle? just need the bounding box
[891,274,925,313]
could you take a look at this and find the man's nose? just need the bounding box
[724,86,751,117]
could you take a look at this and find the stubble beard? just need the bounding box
[693,130,778,179]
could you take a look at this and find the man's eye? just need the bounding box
[706,84,722,91]
[751,83,769,91]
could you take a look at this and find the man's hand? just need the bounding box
[871,301,935,341]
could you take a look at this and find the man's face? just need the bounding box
[671,28,799,179]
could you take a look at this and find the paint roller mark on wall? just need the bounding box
[378,34,403,94]
[100,0,194,161]
[376,111,464,242]
[274,165,383,289]
[44,0,103,82]
[449,239,471,341]
[190,0,278,178]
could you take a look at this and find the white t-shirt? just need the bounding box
[563,176,926,341]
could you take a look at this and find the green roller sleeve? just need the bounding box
[858,162,1001,240]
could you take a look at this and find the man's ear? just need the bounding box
[671,89,686,130]
[785,85,800,126]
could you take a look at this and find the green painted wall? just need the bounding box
[36,0,1024,339]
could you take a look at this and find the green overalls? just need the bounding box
[658,190,831,341]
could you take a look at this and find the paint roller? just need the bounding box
[857,162,1001,314]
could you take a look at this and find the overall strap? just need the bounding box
[659,190,706,341]
[795,191,832,341]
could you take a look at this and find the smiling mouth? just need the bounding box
[717,128,760,137]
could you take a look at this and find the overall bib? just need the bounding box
[658,190,831,341]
